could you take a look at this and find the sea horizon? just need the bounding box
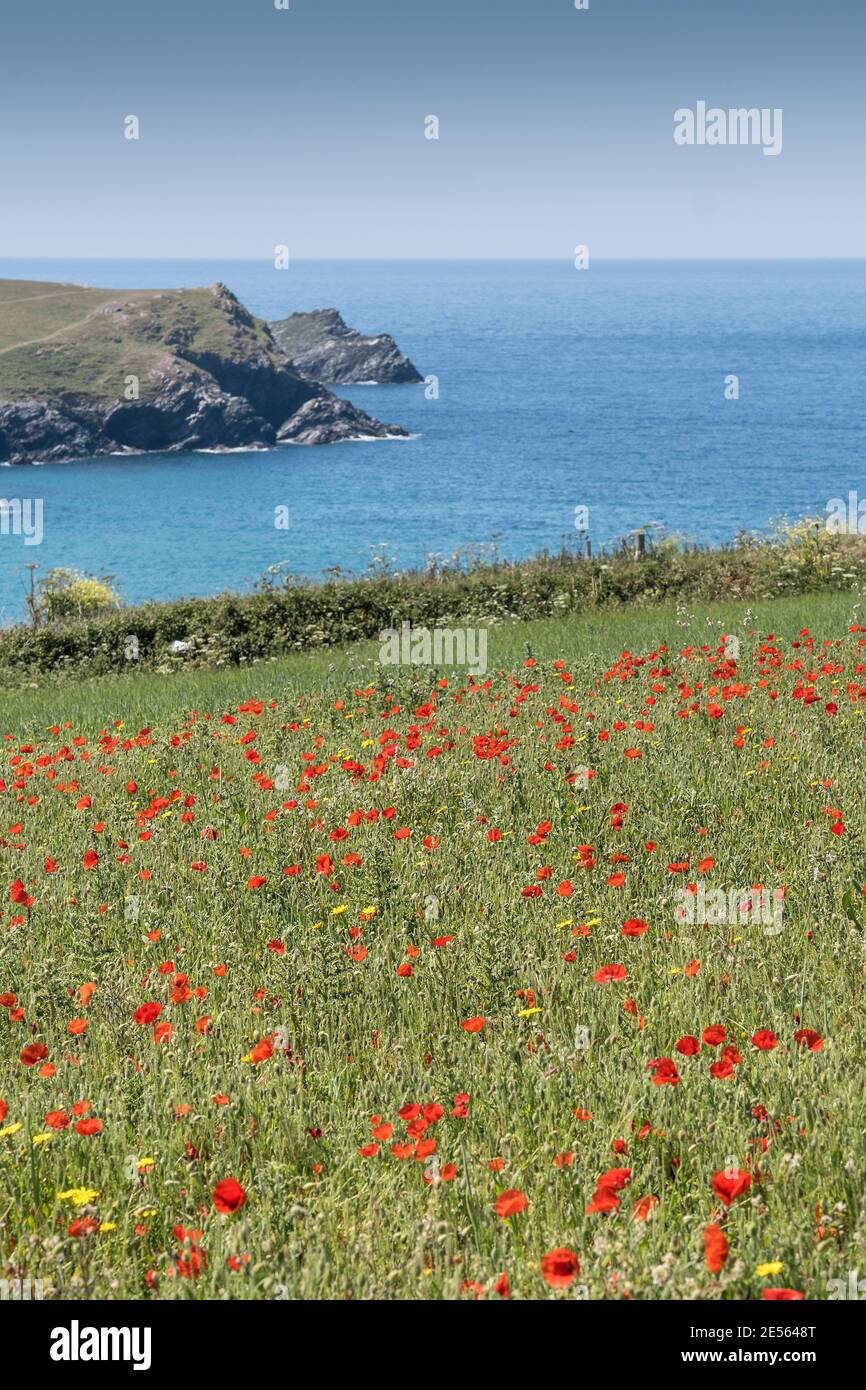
[4,255,866,265]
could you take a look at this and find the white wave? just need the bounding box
[196,445,273,455]
[281,431,418,446]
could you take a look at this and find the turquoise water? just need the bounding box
[1,258,865,623]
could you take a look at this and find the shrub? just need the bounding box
[34,568,122,624]
[2,523,864,682]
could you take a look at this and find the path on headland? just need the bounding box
[0,303,109,355]
[0,289,80,305]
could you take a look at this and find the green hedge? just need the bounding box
[2,521,863,680]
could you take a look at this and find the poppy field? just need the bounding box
[1,594,865,1301]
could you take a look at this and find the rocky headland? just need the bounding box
[0,280,408,465]
[269,307,422,385]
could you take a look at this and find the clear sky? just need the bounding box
[1,0,863,259]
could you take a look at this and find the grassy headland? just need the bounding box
[0,278,402,462]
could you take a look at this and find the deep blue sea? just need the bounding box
[1,258,865,624]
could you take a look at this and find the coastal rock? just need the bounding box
[103,381,274,453]
[0,398,104,465]
[276,394,406,445]
[0,280,409,464]
[269,308,423,385]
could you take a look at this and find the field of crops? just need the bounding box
[1,594,864,1300]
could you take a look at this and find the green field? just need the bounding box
[0,278,273,402]
[1,591,864,1299]
[0,281,139,353]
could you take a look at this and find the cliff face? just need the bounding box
[269,307,423,385]
[0,281,407,464]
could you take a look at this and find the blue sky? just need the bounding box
[1,0,863,258]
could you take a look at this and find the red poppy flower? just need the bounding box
[494,1188,528,1219]
[752,1029,778,1051]
[647,1057,680,1086]
[19,1043,48,1067]
[212,1177,247,1214]
[593,963,627,983]
[761,1288,804,1300]
[540,1248,580,1288]
[704,1223,729,1272]
[10,879,34,907]
[794,1029,823,1052]
[632,1194,658,1222]
[460,1016,485,1033]
[675,1035,700,1056]
[622,918,648,937]
[585,1187,621,1215]
[69,1218,100,1238]
[134,1002,162,1026]
[598,1167,631,1192]
[711,1168,751,1206]
[702,1025,726,1046]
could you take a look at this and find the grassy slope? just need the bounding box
[2,588,859,730]
[0,279,273,402]
[0,281,135,350]
[1,589,863,1300]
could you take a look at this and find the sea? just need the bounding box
[1,258,865,624]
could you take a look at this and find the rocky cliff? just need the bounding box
[0,281,407,464]
[269,307,423,385]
